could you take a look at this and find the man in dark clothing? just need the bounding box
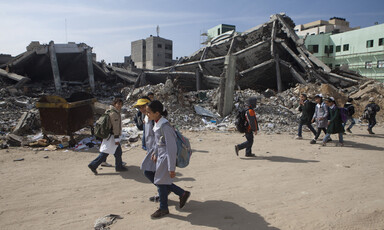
[365,97,381,134]
[296,93,317,139]
[235,97,258,157]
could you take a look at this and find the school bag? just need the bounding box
[346,105,355,116]
[235,109,248,133]
[339,107,348,123]
[308,101,316,119]
[94,110,112,139]
[174,129,192,168]
[161,125,192,168]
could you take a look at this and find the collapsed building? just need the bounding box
[1,13,381,148]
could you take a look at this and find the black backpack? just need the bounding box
[308,101,316,119]
[346,105,355,116]
[235,109,248,133]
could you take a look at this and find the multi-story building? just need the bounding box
[131,36,173,70]
[298,20,384,81]
[201,24,236,44]
[294,17,358,36]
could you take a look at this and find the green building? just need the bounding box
[303,23,384,81]
[207,24,236,40]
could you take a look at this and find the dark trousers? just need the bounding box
[238,131,253,156]
[298,120,317,137]
[88,144,123,170]
[157,183,185,210]
[314,128,327,140]
[368,117,377,130]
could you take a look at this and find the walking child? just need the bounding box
[235,97,258,157]
[296,93,317,139]
[310,94,329,144]
[146,100,190,218]
[343,98,356,133]
[322,97,344,146]
[364,97,381,134]
[88,98,128,174]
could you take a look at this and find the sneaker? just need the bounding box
[149,195,160,202]
[235,145,239,156]
[179,191,191,209]
[346,128,352,133]
[310,139,316,144]
[115,167,128,172]
[245,153,256,157]
[122,161,127,166]
[150,209,169,218]
[101,162,112,167]
[88,165,98,175]
[295,136,303,140]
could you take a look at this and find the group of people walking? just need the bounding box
[88,93,190,219]
[296,93,380,146]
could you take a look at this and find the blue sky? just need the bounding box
[1,0,383,63]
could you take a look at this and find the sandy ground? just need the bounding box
[1,124,384,230]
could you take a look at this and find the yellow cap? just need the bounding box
[133,98,150,107]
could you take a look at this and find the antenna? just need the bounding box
[65,18,68,43]
[156,25,160,37]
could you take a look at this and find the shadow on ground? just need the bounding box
[241,155,319,163]
[169,200,280,230]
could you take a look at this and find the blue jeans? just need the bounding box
[238,131,253,155]
[343,116,355,130]
[157,183,185,210]
[323,133,343,143]
[368,117,377,130]
[88,144,123,170]
[298,121,317,137]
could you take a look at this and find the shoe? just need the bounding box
[150,209,169,218]
[368,129,375,134]
[179,191,191,209]
[235,145,239,156]
[327,138,332,142]
[346,128,352,133]
[149,195,160,202]
[122,161,127,166]
[245,153,256,157]
[322,142,326,146]
[295,136,303,140]
[101,162,112,167]
[115,167,128,172]
[310,139,316,144]
[88,165,98,175]
[339,143,344,147]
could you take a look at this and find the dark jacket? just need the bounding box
[327,105,345,134]
[134,111,145,130]
[365,103,381,117]
[299,100,314,123]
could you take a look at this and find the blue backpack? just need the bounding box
[161,125,192,168]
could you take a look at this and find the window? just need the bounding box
[336,45,341,52]
[143,45,146,49]
[366,40,374,48]
[324,45,329,53]
[328,63,333,68]
[165,44,172,50]
[165,53,172,59]
[329,45,334,53]
[218,28,221,35]
[157,44,162,48]
[343,44,349,51]
[379,38,384,46]
[378,60,384,68]
[365,61,373,69]
[307,44,319,53]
